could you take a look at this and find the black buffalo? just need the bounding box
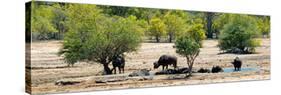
[153,55,177,70]
[232,57,242,71]
[112,55,125,74]
[211,66,224,73]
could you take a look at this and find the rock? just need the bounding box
[55,80,81,86]
[177,67,189,73]
[128,76,152,81]
[95,78,128,83]
[129,69,150,77]
[155,69,176,75]
[155,67,191,75]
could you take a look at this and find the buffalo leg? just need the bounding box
[173,63,177,69]
[118,67,121,74]
[113,67,116,74]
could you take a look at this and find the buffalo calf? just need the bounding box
[112,55,125,74]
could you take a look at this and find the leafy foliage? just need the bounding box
[51,3,67,39]
[163,11,188,42]
[148,17,166,42]
[186,21,206,47]
[256,16,270,37]
[218,15,261,53]
[31,2,57,40]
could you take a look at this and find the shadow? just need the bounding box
[26,65,76,69]
[217,51,259,55]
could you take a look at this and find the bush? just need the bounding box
[218,15,261,54]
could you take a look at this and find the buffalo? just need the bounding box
[211,66,224,73]
[153,55,177,70]
[112,55,125,74]
[197,68,211,73]
[232,57,242,71]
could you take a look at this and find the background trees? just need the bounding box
[31,2,270,42]
[218,15,260,54]
[148,17,166,42]
[31,2,57,40]
[51,3,67,40]
[163,11,188,42]
[256,16,270,37]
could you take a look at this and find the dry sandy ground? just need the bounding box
[27,39,270,94]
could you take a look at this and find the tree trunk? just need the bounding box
[169,34,173,43]
[155,36,160,43]
[206,12,214,38]
[188,65,193,76]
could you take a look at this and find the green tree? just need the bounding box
[148,17,166,42]
[218,14,261,54]
[163,11,188,42]
[256,16,270,37]
[51,3,67,40]
[59,4,143,74]
[31,2,57,40]
[175,35,200,76]
[59,4,102,67]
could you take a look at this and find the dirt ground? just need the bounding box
[27,39,270,94]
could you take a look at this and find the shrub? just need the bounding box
[218,15,261,54]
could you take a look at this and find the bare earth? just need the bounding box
[28,39,270,94]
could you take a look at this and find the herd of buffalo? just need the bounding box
[111,54,243,74]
